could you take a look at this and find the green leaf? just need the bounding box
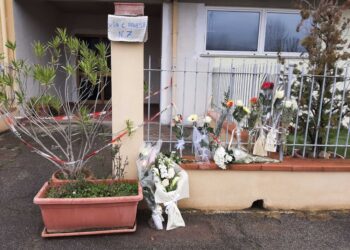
[67,37,80,54]
[62,64,75,75]
[33,41,47,58]
[14,91,24,104]
[78,106,91,124]
[5,41,16,51]
[56,28,68,44]
[33,65,56,85]
[0,91,7,104]
[11,59,24,71]
[126,120,134,136]
[0,73,14,87]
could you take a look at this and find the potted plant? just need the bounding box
[0,28,143,236]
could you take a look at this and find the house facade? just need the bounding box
[2,1,349,123]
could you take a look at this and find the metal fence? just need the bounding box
[144,56,350,159]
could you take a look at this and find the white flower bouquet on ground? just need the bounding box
[137,141,189,231]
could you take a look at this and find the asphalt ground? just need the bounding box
[1,131,350,250]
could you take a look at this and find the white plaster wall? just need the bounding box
[174,3,210,121]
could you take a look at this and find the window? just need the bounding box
[265,13,308,52]
[206,11,260,51]
[205,8,311,55]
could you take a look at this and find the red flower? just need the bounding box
[226,100,234,108]
[250,97,258,104]
[261,81,274,90]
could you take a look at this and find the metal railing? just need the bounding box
[144,56,350,159]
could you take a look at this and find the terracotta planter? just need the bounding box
[0,109,17,133]
[51,169,94,184]
[34,179,143,234]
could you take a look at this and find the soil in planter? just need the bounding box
[46,181,138,198]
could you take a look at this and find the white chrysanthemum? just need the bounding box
[204,116,212,124]
[187,114,198,123]
[214,146,227,169]
[161,179,169,187]
[236,100,244,107]
[158,164,166,170]
[284,100,292,108]
[275,90,285,99]
[159,166,168,178]
[167,167,175,179]
[291,99,298,110]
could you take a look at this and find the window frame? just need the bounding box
[203,7,307,58]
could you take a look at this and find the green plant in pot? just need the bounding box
[0,28,143,236]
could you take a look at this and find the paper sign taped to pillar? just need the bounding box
[108,15,148,42]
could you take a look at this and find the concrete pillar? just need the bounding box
[111,3,145,179]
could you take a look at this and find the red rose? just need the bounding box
[226,100,234,108]
[250,97,258,104]
[261,81,274,90]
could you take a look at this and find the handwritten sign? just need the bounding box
[108,15,148,42]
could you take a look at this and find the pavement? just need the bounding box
[1,131,350,250]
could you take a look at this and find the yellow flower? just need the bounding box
[243,106,251,114]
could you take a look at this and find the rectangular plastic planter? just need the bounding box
[33,179,143,234]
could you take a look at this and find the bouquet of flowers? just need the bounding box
[137,141,189,231]
[247,97,261,130]
[152,153,180,192]
[172,114,185,157]
[214,90,234,137]
[231,100,250,148]
[280,99,298,153]
[281,99,298,127]
[259,81,274,125]
[263,88,286,153]
[136,141,163,229]
[188,114,213,162]
[213,146,235,169]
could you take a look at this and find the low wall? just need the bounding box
[178,159,350,210]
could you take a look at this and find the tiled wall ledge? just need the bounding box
[181,157,350,172]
